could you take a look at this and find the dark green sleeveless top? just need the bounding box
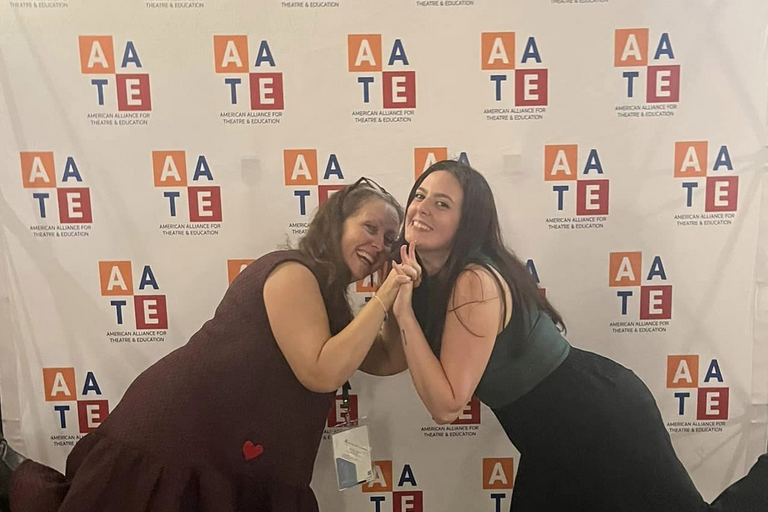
[474,305,570,409]
[419,258,570,409]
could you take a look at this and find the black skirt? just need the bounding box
[492,347,768,512]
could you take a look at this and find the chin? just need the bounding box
[410,235,433,248]
[352,264,375,282]
[351,267,366,281]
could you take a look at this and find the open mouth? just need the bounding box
[411,219,433,232]
[356,250,375,267]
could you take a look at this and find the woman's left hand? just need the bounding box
[391,263,415,320]
[400,242,422,288]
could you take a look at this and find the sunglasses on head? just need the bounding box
[345,176,392,197]
[339,177,398,209]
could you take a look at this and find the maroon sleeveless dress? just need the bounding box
[11,250,336,512]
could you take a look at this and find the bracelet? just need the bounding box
[371,294,389,320]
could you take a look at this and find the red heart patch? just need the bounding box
[242,441,264,461]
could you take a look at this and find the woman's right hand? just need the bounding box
[375,266,415,309]
[375,242,422,309]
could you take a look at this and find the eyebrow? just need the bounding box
[365,217,398,230]
[416,187,455,204]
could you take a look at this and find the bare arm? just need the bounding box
[395,267,501,424]
[264,262,408,393]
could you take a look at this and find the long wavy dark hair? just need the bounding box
[299,181,403,335]
[401,160,565,349]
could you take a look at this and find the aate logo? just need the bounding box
[609,252,671,320]
[363,461,423,512]
[544,145,608,215]
[43,368,109,434]
[20,152,93,224]
[284,149,346,215]
[227,259,255,285]
[481,32,547,105]
[674,142,738,212]
[413,148,470,179]
[213,35,284,110]
[348,35,416,108]
[99,261,168,329]
[667,355,729,420]
[152,151,223,222]
[614,29,679,103]
[78,36,151,110]
[327,393,359,428]
[482,458,514,512]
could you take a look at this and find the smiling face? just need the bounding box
[340,198,401,281]
[404,170,464,260]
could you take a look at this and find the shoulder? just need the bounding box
[451,264,503,306]
[265,259,318,291]
[253,250,314,280]
[258,249,309,267]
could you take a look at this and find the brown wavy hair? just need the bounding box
[299,182,403,334]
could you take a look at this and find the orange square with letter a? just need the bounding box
[667,355,699,388]
[609,252,641,287]
[348,35,382,72]
[153,151,188,187]
[78,36,115,74]
[20,152,55,188]
[284,150,318,186]
[674,142,708,178]
[43,367,76,402]
[544,145,578,182]
[213,35,249,73]
[614,29,648,67]
[481,33,515,70]
[227,259,255,285]
[483,458,514,489]
[414,147,448,179]
[99,261,134,296]
[356,267,385,293]
[362,460,393,492]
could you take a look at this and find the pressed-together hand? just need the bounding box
[392,242,420,319]
[375,263,414,310]
[400,241,422,288]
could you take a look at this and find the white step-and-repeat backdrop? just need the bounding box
[1,1,767,510]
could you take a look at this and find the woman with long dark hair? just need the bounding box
[390,160,768,511]
[3,177,409,512]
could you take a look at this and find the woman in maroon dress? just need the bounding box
[3,177,410,512]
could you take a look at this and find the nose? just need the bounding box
[370,234,382,252]
[417,202,431,216]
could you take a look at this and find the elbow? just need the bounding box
[296,371,344,394]
[433,411,460,425]
[431,404,464,425]
[309,380,341,394]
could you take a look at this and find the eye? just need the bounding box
[384,234,396,247]
[436,201,450,209]
[413,193,425,201]
[365,223,377,234]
